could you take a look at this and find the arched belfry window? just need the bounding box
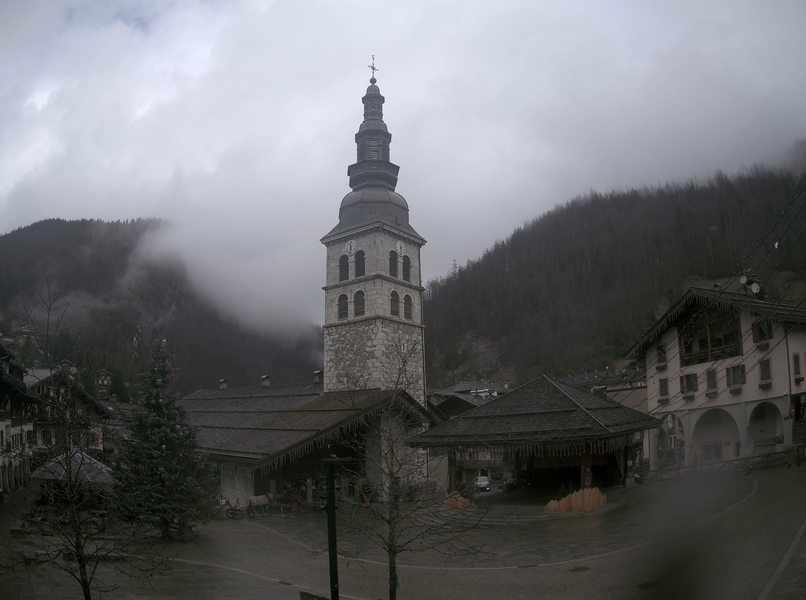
[337,294,348,320]
[404,295,413,320]
[354,291,365,317]
[339,255,349,282]
[389,251,398,278]
[402,256,411,282]
[355,251,365,278]
[390,291,400,317]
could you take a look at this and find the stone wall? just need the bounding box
[323,316,425,404]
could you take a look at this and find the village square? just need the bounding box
[2,70,806,600]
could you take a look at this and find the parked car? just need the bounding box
[473,476,490,492]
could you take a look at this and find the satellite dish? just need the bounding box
[740,275,748,285]
[750,282,761,294]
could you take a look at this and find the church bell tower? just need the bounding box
[321,74,426,405]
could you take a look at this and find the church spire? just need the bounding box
[347,70,399,191]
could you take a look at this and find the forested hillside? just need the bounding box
[4,161,805,397]
[423,166,806,387]
[0,219,322,396]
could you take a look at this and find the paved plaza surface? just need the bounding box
[3,466,806,599]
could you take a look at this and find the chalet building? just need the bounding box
[180,378,435,502]
[426,382,510,486]
[625,287,806,469]
[410,375,659,491]
[23,366,108,457]
[0,346,37,492]
[180,74,443,502]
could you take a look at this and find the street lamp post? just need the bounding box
[322,445,350,600]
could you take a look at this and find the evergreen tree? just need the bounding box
[112,337,217,538]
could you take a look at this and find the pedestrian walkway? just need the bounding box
[2,467,805,599]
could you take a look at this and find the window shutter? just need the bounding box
[740,364,746,384]
[726,367,732,387]
[707,370,716,389]
[693,375,699,391]
[752,323,759,343]
[680,376,685,394]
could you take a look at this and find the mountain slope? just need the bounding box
[0,219,322,395]
[423,166,806,386]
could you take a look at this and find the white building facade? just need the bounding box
[626,288,806,469]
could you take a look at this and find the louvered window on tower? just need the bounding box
[390,291,399,317]
[355,251,365,277]
[389,251,398,277]
[404,295,412,320]
[339,255,349,282]
[354,291,365,317]
[402,256,411,282]
[338,295,348,320]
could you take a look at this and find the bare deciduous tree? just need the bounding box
[1,286,166,600]
[332,338,489,600]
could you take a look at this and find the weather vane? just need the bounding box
[368,55,378,79]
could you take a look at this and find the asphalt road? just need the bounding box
[2,465,805,599]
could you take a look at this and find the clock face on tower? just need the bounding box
[395,240,406,256]
[344,240,357,255]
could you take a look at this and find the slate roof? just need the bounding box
[409,375,660,457]
[626,287,806,360]
[180,383,430,474]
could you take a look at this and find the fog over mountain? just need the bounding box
[2,2,805,334]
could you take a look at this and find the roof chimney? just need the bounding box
[219,379,227,390]
[261,375,271,388]
[313,370,323,384]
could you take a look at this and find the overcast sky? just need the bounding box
[2,1,805,333]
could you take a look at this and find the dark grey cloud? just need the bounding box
[1,1,804,332]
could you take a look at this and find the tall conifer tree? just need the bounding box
[112,337,217,538]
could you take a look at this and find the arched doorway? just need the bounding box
[692,408,740,463]
[748,402,783,454]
